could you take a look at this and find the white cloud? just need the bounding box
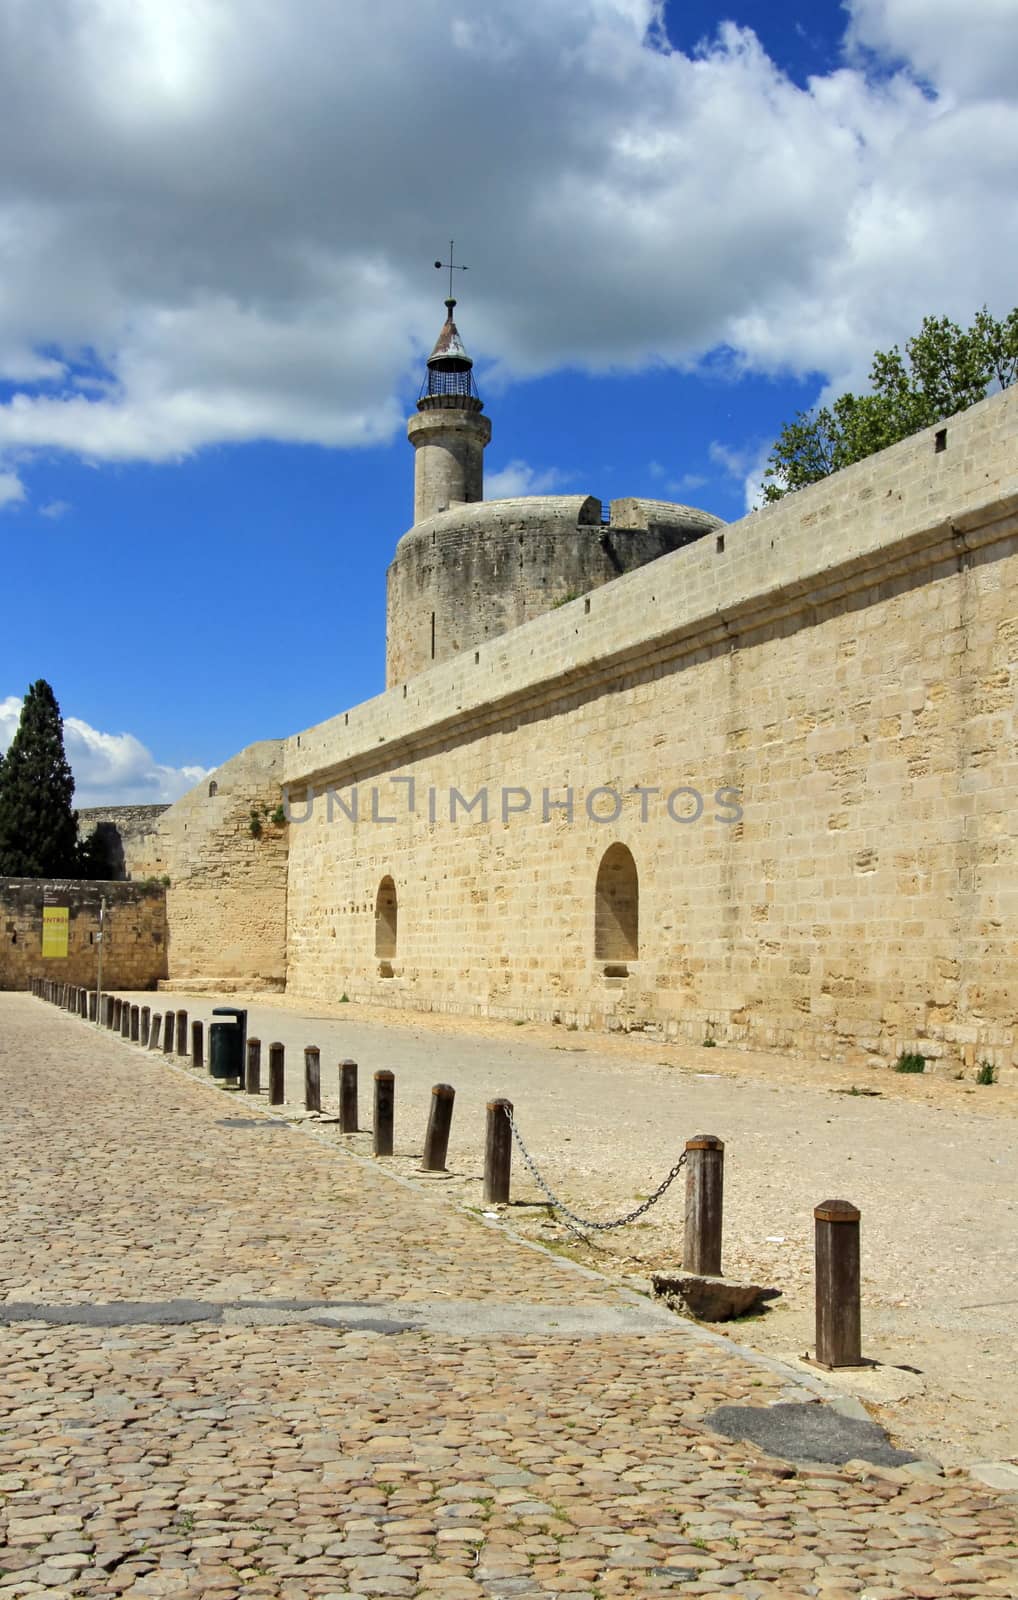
[0,471,25,509]
[0,695,207,807]
[709,438,772,513]
[0,1,1011,475]
[486,459,569,498]
[39,499,71,520]
[846,0,1018,100]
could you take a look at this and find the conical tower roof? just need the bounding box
[427,299,472,371]
[419,297,482,405]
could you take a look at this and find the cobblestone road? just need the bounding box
[2,994,1017,1599]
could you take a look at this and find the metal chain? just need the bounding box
[503,1104,687,1238]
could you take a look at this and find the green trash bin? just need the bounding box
[209,1007,247,1081]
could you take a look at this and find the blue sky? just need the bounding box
[1,0,1015,803]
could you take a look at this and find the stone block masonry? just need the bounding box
[281,385,1018,1068]
[135,740,288,992]
[76,803,170,880]
[386,493,723,685]
[0,878,166,991]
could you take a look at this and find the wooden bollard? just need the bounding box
[104,995,115,1028]
[304,1046,321,1112]
[130,1004,139,1042]
[339,1059,358,1132]
[246,1037,261,1095]
[163,1012,175,1054]
[175,1009,188,1056]
[191,1019,203,1069]
[149,1013,161,1050]
[121,1002,131,1039]
[268,1042,285,1105]
[684,1134,725,1277]
[422,1083,455,1171]
[111,997,121,1030]
[373,1070,394,1156]
[814,1199,863,1368]
[89,990,97,1022]
[140,1005,150,1046]
[79,987,87,1017]
[483,1098,514,1204]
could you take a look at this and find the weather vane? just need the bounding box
[435,241,468,301]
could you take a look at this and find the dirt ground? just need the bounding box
[145,989,1018,1472]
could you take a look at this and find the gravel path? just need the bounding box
[117,988,1018,1470]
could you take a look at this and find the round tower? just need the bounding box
[386,296,726,688]
[408,298,491,522]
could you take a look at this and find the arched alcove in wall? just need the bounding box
[375,876,398,959]
[594,844,639,962]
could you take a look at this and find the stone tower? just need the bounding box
[407,298,491,523]
[386,297,725,687]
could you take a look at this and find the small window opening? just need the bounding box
[935,428,947,453]
[208,780,218,797]
[403,684,407,698]
[595,843,639,965]
[716,533,725,554]
[474,650,480,663]
[10,930,16,945]
[584,597,591,614]
[375,875,398,959]
[431,612,436,659]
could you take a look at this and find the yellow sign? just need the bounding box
[42,906,69,959]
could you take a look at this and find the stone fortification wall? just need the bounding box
[285,387,1018,1068]
[77,804,170,880]
[0,878,166,991]
[385,494,722,686]
[135,742,288,992]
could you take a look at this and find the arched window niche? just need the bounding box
[375,876,398,971]
[208,780,218,797]
[594,844,638,974]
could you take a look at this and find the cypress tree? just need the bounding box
[0,680,80,877]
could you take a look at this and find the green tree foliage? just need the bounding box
[764,306,1018,501]
[76,826,115,880]
[0,680,80,877]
